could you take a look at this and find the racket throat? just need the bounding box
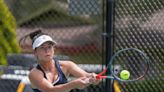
[96,76,114,79]
[106,76,114,79]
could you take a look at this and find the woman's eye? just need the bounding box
[41,47,45,49]
[48,46,51,48]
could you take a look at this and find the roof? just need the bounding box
[5,0,96,26]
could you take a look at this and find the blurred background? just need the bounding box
[0,0,163,92]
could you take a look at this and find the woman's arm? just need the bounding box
[29,68,89,92]
[61,61,102,85]
[61,61,90,78]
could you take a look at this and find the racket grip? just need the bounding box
[96,76,107,79]
[97,68,107,76]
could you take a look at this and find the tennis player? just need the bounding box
[20,29,100,92]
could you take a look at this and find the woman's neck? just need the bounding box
[38,59,54,72]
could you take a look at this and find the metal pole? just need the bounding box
[105,0,114,92]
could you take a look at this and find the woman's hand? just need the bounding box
[87,73,102,85]
[72,77,90,89]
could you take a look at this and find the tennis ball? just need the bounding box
[120,70,130,80]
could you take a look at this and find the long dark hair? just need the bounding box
[19,29,45,48]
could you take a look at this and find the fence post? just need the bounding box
[105,0,115,92]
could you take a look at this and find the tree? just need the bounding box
[0,0,20,65]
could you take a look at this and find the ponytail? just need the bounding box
[19,29,45,48]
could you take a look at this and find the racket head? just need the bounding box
[109,48,150,82]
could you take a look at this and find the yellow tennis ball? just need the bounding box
[120,70,130,80]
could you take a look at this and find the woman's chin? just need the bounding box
[45,56,53,60]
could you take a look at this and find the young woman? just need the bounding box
[19,29,100,92]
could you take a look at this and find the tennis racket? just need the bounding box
[96,48,150,82]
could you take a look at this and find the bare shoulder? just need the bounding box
[59,60,88,77]
[59,60,76,67]
[28,68,44,82]
[58,60,81,72]
[28,68,40,87]
[29,68,42,76]
[58,60,77,76]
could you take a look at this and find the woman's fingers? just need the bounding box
[88,73,102,85]
[74,77,91,89]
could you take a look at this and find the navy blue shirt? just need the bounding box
[33,60,68,92]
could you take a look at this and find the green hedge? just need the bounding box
[0,0,20,65]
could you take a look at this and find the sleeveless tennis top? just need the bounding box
[32,60,68,92]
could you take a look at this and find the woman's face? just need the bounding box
[34,42,55,62]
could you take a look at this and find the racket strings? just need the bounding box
[127,51,148,79]
[112,49,148,81]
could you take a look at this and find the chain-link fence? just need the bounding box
[2,0,105,92]
[7,0,104,64]
[113,0,164,92]
[0,0,163,92]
